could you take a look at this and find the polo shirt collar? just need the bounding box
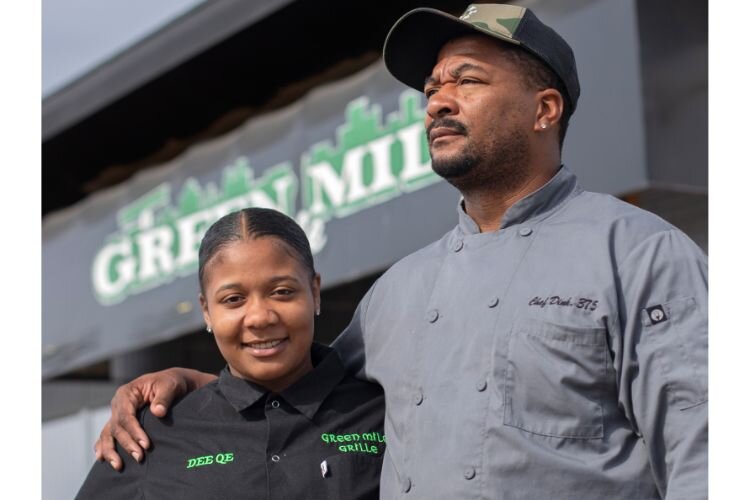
[457,164,579,234]
[217,342,346,419]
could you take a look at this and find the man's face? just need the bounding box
[423,35,539,192]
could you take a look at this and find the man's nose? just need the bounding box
[426,86,459,120]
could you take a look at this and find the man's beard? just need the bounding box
[428,119,531,194]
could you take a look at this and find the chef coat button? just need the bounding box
[402,477,412,493]
[271,399,280,408]
[487,296,499,308]
[519,227,533,237]
[426,309,439,323]
[476,379,487,392]
[452,239,464,252]
[271,454,281,462]
[413,391,424,406]
[464,467,476,480]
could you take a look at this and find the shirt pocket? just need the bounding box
[503,317,608,439]
[310,453,383,500]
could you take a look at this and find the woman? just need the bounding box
[77,208,385,499]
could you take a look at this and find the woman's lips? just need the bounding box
[242,338,289,357]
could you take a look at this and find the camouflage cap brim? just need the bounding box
[382,4,580,113]
[383,8,512,94]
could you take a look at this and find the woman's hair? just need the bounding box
[198,207,316,292]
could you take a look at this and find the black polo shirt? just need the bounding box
[76,344,385,499]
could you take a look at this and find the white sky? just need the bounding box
[42,0,205,96]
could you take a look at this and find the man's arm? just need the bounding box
[95,367,216,470]
[615,229,708,499]
[78,409,150,499]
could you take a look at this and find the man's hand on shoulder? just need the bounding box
[94,367,217,470]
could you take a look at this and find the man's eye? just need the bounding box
[273,288,295,297]
[459,78,478,85]
[425,88,438,98]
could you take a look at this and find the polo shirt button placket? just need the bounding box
[519,227,533,237]
[271,399,280,409]
[475,379,487,392]
[452,239,464,252]
[271,454,281,463]
[487,296,499,308]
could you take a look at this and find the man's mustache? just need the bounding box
[426,118,468,142]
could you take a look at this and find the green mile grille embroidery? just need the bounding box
[186,452,235,468]
[320,431,385,454]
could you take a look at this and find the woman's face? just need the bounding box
[200,237,320,393]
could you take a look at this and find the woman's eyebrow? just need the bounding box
[268,275,300,284]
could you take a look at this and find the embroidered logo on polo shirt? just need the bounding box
[320,431,385,454]
[646,305,668,325]
[185,452,235,469]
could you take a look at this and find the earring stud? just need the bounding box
[206,326,213,333]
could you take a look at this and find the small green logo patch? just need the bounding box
[186,452,235,468]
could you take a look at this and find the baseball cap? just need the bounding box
[383,3,580,112]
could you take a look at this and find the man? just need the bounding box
[97,4,707,499]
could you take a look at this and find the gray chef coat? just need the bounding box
[332,165,707,500]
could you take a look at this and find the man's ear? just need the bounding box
[533,88,564,132]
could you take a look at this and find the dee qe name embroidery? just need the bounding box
[320,431,385,454]
[185,452,235,469]
[528,295,599,311]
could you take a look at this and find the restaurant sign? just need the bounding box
[91,91,438,305]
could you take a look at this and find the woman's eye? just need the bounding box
[221,295,243,305]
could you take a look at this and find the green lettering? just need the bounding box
[346,445,356,452]
[338,445,347,453]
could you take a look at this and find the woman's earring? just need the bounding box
[206,326,213,334]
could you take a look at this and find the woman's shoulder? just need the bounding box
[320,372,385,426]
[140,379,226,427]
[334,373,384,400]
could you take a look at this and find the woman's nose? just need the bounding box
[243,300,279,329]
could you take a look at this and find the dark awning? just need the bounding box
[43,0,294,140]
